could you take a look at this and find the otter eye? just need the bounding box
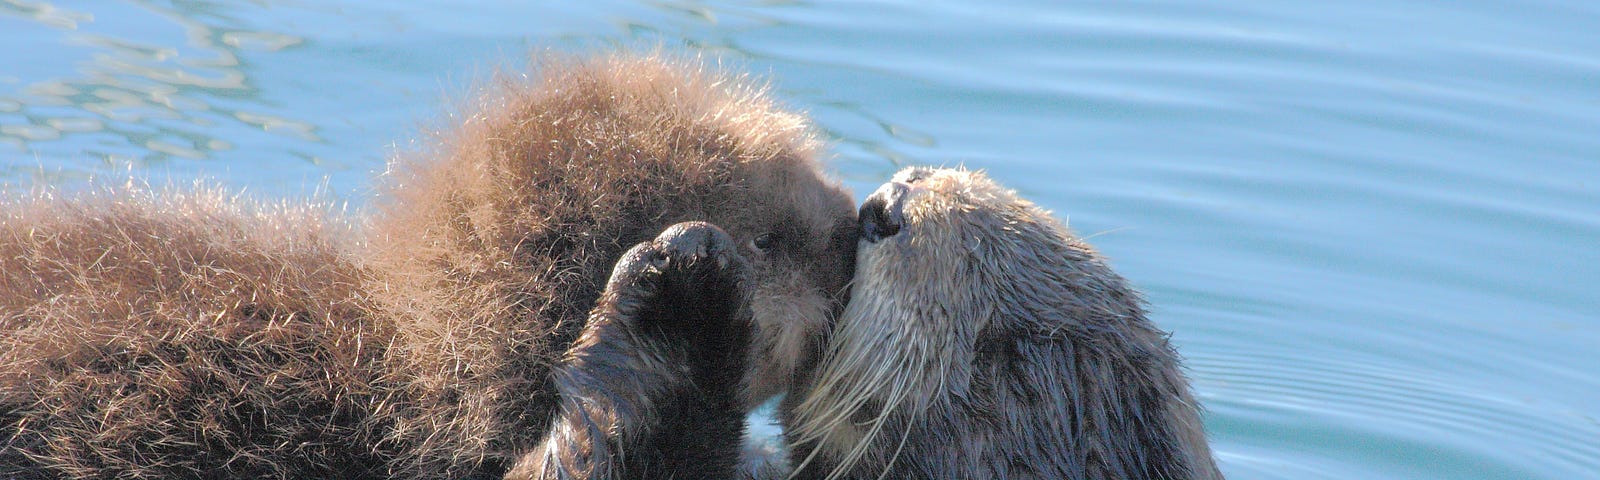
[752,232,779,252]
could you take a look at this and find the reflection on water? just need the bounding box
[3,0,91,29]
[594,0,936,181]
[0,0,925,194]
[0,0,311,184]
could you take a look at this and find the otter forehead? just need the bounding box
[856,168,1108,323]
[874,167,1056,250]
[727,160,855,237]
[891,167,1012,203]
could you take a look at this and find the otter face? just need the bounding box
[847,167,1039,364]
[861,167,1001,289]
[788,166,1081,472]
[791,167,1220,479]
[709,160,859,407]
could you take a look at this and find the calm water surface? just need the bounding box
[3,1,1597,478]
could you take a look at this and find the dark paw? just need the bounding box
[603,222,751,329]
[653,221,746,288]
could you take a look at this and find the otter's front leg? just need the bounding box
[506,221,755,480]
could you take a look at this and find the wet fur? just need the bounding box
[782,168,1223,479]
[0,53,857,479]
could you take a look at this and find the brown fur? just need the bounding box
[0,53,857,479]
[366,52,856,477]
[0,185,395,479]
[782,167,1223,479]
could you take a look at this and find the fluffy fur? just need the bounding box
[0,186,394,479]
[0,53,857,479]
[365,52,856,477]
[781,167,1223,480]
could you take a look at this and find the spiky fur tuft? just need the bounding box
[0,184,394,479]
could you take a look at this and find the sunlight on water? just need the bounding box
[3,1,1597,478]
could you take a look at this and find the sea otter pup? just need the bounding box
[505,221,758,479]
[781,167,1223,479]
[368,53,857,477]
[0,53,857,479]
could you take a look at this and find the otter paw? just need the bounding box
[534,222,756,480]
[603,221,751,334]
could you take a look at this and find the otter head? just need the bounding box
[368,54,860,474]
[704,157,858,406]
[789,166,1149,475]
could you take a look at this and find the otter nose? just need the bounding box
[860,181,908,243]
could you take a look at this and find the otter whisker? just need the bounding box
[822,353,913,480]
[1081,225,1133,241]
[812,314,935,480]
[873,350,944,480]
[859,355,924,480]
[789,302,921,479]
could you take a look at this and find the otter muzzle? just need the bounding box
[860,181,908,243]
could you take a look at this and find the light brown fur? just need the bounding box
[0,185,394,479]
[366,52,857,477]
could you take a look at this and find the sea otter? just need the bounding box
[779,167,1223,479]
[0,53,857,479]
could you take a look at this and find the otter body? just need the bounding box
[0,188,392,479]
[367,53,857,477]
[0,54,857,479]
[782,167,1222,479]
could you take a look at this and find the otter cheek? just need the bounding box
[743,270,832,406]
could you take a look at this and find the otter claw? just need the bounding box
[607,221,746,293]
[655,221,734,266]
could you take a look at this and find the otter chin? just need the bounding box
[781,167,1224,480]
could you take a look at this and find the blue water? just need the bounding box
[4,2,1597,478]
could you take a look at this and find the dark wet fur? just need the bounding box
[783,168,1223,479]
[505,222,754,479]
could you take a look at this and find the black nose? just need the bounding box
[860,181,908,243]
